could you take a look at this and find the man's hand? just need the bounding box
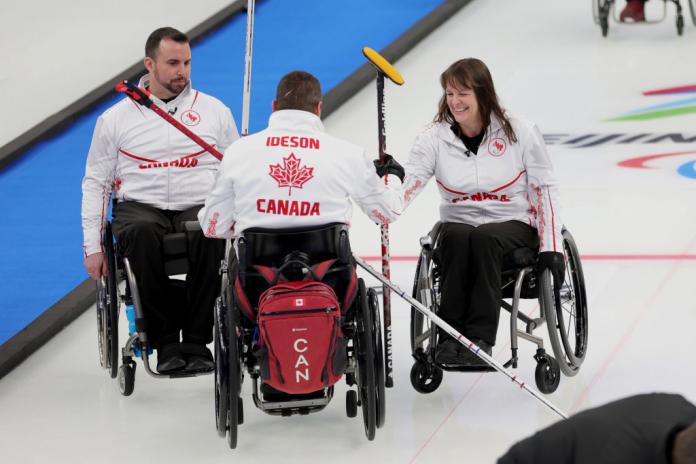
[537,251,565,285]
[85,252,108,280]
[373,154,405,182]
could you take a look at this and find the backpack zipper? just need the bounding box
[262,307,337,317]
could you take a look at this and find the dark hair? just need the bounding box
[435,58,517,143]
[145,27,189,58]
[275,71,322,113]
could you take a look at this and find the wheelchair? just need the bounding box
[213,223,386,449]
[95,220,212,396]
[409,223,588,395]
[593,0,696,36]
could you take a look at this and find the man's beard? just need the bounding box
[163,77,188,95]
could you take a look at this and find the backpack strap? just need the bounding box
[303,259,337,282]
[253,264,288,285]
[342,267,358,311]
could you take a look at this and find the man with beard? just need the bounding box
[82,27,239,374]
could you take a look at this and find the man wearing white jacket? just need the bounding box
[198,70,404,240]
[81,27,239,373]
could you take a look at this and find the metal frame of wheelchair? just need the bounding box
[95,221,212,397]
[593,0,696,36]
[409,224,588,395]
[213,224,387,449]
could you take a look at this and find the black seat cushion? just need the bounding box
[502,247,537,271]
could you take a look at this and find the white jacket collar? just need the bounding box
[137,74,192,106]
[268,110,325,133]
[436,113,505,147]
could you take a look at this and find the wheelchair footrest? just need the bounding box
[436,362,496,373]
[166,369,212,379]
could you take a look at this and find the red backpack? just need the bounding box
[256,281,347,395]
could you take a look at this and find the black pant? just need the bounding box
[112,201,225,348]
[436,221,538,346]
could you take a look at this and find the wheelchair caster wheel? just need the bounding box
[346,390,358,418]
[237,397,244,425]
[677,15,684,35]
[410,361,443,394]
[118,363,136,396]
[600,16,608,37]
[534,354,561,394]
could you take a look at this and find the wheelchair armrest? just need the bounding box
[237,237,247,286]
[338,229,351,264]
[419,235,433,251]
[183,220,201,232]
[419,221,442,252]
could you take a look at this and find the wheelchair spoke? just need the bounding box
[558,296,576,341]
[566,312,574,340]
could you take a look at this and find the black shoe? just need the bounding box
[434,339,462,365]
[470,338,493,356]
[157,343,186,373]
[457,338,493,368]
[186,355,214,372]
[181,343,214,373]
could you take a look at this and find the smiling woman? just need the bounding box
[399,57,565,369]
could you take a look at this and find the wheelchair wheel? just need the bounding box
[689,0,696,25]
[541,229,589,377]
[96,223,119,379]
[225,281,242,449]
[534,351,560,394]
[410,361,443,394]
[214,296,228,437]
[595,0,611,37]
[592,0,600,23]
[410,249,439,358]
[600,14,609,37]
[118,362,135,396]
[367,288,386,429]
[236,397,244,425]
[346,390,358,418]
[409,243,444,394]
[677,13,684,35]
[355,279,377,441]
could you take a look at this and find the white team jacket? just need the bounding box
[81,76,239,256]
[198,109,403,238]
[403,114,563,253]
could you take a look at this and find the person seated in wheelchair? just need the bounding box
[401,58,565,368]
[81,27,240,374]
[198,70,404,399]
[621,0,647,22]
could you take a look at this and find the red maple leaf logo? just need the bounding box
[268,153,314,195]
